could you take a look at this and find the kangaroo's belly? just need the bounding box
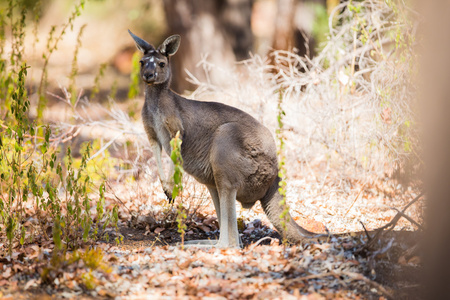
[180,138,216,186]
[182,157,215,185]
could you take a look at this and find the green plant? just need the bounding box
[37,0,86,122]
[81,270,97,290]
[80,247,112,272]
[73,140,119,183]
[41,247,110,289]
[0,0,121,255]
[276,90,290,246]
[0,64,31,255]
[109,79,118,100]
[128,51,141,99]
[91,62,108,100]
[69,23,87,105]
[31,0,42,49]
[170,131,187,247]
[310,2,330,51]
[0,0,27,117]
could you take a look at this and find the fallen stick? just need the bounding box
[360,192,424,251]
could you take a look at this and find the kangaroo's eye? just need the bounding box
[159,62,166,68]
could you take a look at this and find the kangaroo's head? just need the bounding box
[128,30,180,85]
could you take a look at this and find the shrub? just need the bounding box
[0,0,120,255]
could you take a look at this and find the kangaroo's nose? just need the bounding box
[143,73,154,82]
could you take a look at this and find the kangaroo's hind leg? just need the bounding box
[208,123,248,248]
[184,185,243,247]
[215,187,240,248]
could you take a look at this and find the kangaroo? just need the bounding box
[129,30,317,248]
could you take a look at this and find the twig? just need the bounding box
[246,237,274,252]
[87,133,122,162]
[319,37,392,78]
[284,272,338,284]
[105,181,131,213]
[359,220,372,241]
[391,208,423,230]
[370,237,394,258]
[363,192,424,249]
[0,123,81,144]
[338,271,394,298]
[345,183,366,216]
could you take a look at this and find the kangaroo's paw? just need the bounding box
[163,189,173,203]
[162,180,174,203]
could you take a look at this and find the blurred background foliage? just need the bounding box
[0,0,335,96]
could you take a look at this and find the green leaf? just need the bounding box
[53,221,62,250]
[172,186,179,199]
[20,226,26,245]
[40,144,47,154]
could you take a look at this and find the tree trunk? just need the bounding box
[272,0,296,51]
[422,1,450,299]
[163,0,253,93]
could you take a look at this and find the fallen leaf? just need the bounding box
[203,217,218,227]
[61,292,77,299]
[199,225,211,233]
[24,279,37,290]
[65,280,78,290]
[342,242,354,250]
[408,256,421,266]
[0,280,9,287]
[2,268,12,279]
[12,264,23,272]
[311,243,331,251]
[177,258,192,269]
[154,227,165,234]
[398,255,407,265]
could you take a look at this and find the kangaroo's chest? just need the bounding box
[142,105,172,152]
[153,112,172,153]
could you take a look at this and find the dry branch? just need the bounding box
[360,192,424,251]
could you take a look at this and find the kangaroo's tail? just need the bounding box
[260,176,318,243]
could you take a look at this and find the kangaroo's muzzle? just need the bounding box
[143,73,155,83]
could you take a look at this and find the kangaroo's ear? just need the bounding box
[128,29,154,54]
[158,35,181,57]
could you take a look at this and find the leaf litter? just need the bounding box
[0,175,422,299]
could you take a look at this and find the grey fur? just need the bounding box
[129,31,317,248]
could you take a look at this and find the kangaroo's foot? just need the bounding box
[181,239,218,249]
[185,239,218,245]
[182,238,242,248]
